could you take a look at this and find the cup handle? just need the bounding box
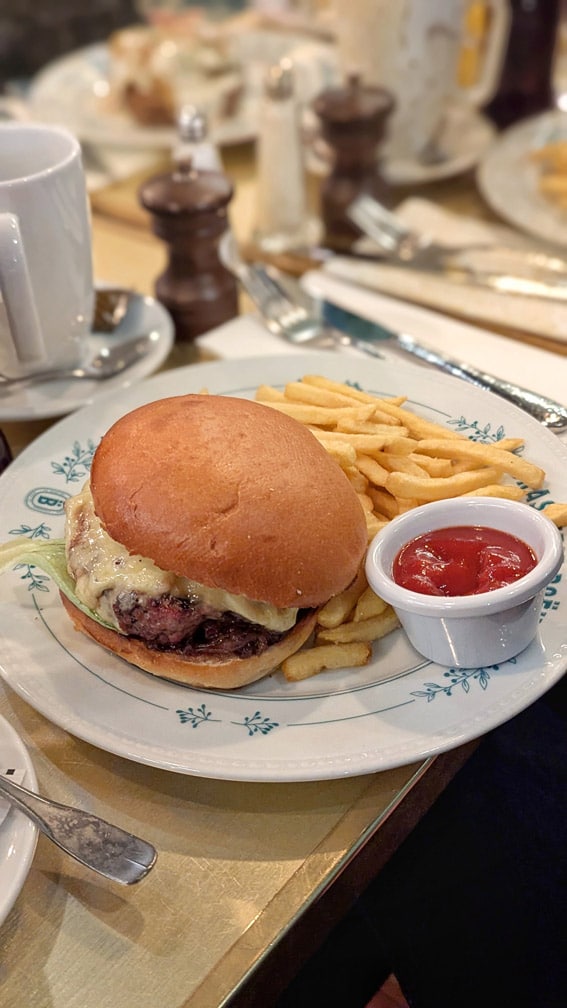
[461,0,511,107]
[0,213,47,364]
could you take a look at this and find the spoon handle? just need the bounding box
[0,774,157,885]
[0,367,77,390]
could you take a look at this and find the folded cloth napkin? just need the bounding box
[324,197,567,344]
[197,275,567,412]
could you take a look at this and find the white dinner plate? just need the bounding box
[0,352,565,782]
[477,110,567,247]
[28,43,257,150]
[0,293,174,422]
[27,33,326,152]
[0,714,38,927]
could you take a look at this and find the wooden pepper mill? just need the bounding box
[139,119,238,342]
[312,75,395,253]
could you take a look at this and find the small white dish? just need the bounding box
[366,497,564,669]
[0,713,38,927]
[384,104,496,185]
[0,292,174,422]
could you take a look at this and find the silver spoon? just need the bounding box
[0,773,157,885]
[0,334,157,391]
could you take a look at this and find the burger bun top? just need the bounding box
[90,393,367,608]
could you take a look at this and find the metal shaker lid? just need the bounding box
[177,104,209,142]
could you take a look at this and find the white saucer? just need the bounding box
[0,293,174,422]
[307,104,496,186]
[0,713,38,927]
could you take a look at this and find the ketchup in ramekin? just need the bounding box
[365,497,564,668]
[393,525,537,597]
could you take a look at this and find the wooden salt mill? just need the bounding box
[139,112,238,342]
[313,75,394,253]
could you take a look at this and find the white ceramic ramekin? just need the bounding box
[365,497,564,669]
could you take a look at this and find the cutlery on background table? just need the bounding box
[220,233,567,433]
[0,772,157,885]
[348,194,567,302]
[0,333,158,391]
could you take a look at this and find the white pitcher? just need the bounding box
[331,0,510,162]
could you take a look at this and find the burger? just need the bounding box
[3,395,368,689]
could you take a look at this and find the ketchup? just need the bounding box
[393,526,537,597]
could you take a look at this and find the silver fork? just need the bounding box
[220,232,337,347]
[347,194,567,294]
[347,193,491,268]
[239,265,338,348]
[220,235,567,433]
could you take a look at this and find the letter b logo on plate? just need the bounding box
[25,487,70,516]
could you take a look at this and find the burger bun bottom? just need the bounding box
[60,593,319,690]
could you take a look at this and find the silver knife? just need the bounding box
[321,299,567,434]
[388,250,567,303]
[220,238,567,433]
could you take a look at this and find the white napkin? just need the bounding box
[325,198,567,343]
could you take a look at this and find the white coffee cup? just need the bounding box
[0,123,94,377]
[331,0,510,163]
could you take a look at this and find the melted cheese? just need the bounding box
[65,483,298,632]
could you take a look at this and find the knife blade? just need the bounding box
[419,252,567,302]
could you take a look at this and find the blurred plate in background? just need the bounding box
[477,110,567,247]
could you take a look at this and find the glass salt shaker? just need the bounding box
[253,58,320,254]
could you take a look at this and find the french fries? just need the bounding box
[414,438,545,487]
[542,502,567,525]
[530,140,567,210]
[281,642,372,681]
[317,566,368,628]
[253,374,567,683]
[353,586,389,621]
[317,608,400,645]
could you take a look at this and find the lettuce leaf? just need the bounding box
[0,537,116,629]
